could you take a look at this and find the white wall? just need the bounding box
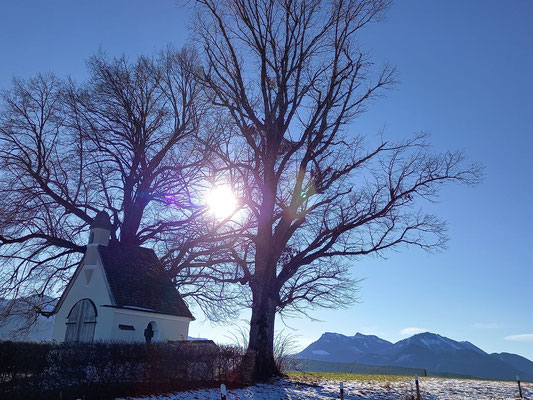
[52,244,114,342]
[111,308,190,342]
[52,243,192,343]
[91,227,110,246]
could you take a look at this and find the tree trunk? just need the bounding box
[120,198,147,246]
[246,292,281,382]
[246,149,281,382]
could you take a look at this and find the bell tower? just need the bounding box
[88,210,112,246]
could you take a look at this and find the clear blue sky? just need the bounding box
[1,0,532,359]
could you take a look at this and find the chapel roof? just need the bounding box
[97,243,194,319]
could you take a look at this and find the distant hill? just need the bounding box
[491,352,533,377]
[0,296,56,341]
[295,331,533,381]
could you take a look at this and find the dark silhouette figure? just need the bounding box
[144,323,154,345]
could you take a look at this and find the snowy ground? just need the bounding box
[121,377,533,399]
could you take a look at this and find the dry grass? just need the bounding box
[287,371,411,384]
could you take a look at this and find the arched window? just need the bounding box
[64,299,97,342]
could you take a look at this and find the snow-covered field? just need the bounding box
[121,377,533,400]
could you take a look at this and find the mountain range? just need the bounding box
[295,332,533,381]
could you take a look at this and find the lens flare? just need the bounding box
[206,185,237,219]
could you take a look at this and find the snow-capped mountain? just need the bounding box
[393,332,479,353]
[298,332,393,365]
[296,331,533,381]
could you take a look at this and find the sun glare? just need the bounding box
[206,185,238,219]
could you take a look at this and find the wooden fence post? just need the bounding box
[221,383,227,400]
[517,376,523,398]
[340,381,344,400]
[415,375,421,400]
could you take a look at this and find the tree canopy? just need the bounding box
[188,0,482,380]
[0,0,482,383]
[0,49,238,320]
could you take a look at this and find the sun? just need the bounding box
[206,185,238,219]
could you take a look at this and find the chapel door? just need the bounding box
[64,299,97,342]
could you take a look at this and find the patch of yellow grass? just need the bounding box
[287,372,411,384]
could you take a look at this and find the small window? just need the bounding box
[119,324,135,331]
[64,299,97,342]
[88,232,94,244]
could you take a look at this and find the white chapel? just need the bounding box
[52,211,194,343]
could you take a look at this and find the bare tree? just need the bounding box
[0,48,235,320]
[190,0,482,381]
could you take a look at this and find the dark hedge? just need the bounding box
[0,340,244,399]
